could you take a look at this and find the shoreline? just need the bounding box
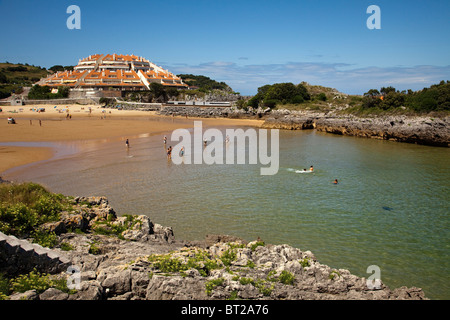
[157,105,450,147]
[1,102,448,175]
[0,104,264,174]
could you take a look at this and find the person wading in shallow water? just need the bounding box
[126,139,129,148]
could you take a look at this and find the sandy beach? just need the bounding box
[0,104,263,174]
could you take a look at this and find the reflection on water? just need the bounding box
[3,128,450,300]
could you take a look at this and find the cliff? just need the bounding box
[1,195,427,300]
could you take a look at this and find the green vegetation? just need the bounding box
[205,277,225,296]
[266,270,295,285]
[92,214,138,239]
[329,270,341,280]
[48,65,74,72]
[299,257,311,269]
[177,74,232,92]
[0,269,75,299]
[278,270,295,285]
[350,81,450,114]
[243,80,449,116]
[0,62,49,99]
[250,240,265,251]
[148,248,222,277]
[247,82,311,109]
[27,84,69,100]
[0,182,71,241]
[88,240,102,255]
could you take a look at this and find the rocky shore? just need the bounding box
[261,110,450,147]
[1,195,427,300]
[156,106,449,147]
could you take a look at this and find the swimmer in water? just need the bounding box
[333,179,338,184]
[310,166,314,172]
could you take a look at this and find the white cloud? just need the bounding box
[166,61,450,95]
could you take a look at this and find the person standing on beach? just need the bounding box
[167,146,172,160]
[164,136,167,145]
[126,139,129,148]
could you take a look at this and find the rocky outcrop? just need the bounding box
[1,195,427,300]
[314,115,449,147]
[158,106,234,118]
[261,110,450,147]
[30,235,426,301]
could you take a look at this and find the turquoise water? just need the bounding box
[4,126,449,299]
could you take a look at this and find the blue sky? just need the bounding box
[0,0,449,95]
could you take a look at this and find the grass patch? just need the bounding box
[0,182,71,238]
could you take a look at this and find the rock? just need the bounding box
[39,288,69,300]
[146,275,208,300]
[40,221,67,235]
[68,280,103,300]
[261,110,449,147]
[100,269,132,297]
[9,289,39,300]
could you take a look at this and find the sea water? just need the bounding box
[4,126,449,299]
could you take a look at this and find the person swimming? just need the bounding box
[333,179,338,184]
[310,166,314,172]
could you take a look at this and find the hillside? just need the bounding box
[177,74,233,92]
[0,63,49,99]
[244,81,450,116]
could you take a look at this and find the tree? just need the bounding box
[364,89,380,97]
[150,83,167,102]
[380,86,396,95]
[316,93,327,101]
[49,65,65,72]
[0,73,7,84]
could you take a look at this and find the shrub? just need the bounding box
[31,230,58,248]
[262,99,277,108]
[10,270,53,294]
[317,93,327,101]
[250,240,265,251]
[278,270,295,285]
[205,278,225,296]
[0,183,68,237]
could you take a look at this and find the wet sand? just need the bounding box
[0,104,263,174]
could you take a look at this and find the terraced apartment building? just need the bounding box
[38,54,188,95]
